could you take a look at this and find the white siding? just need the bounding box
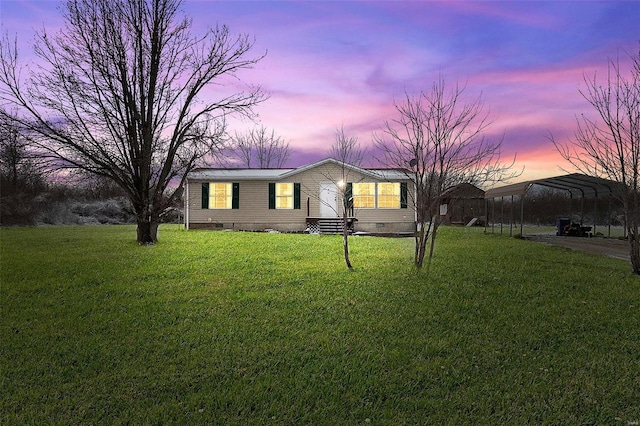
[186,162,415,233]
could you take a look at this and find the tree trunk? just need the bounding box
[428,231,437,261]
[630,227,640,275]
[342,213,353,270]
[625,196,640,274]
[429,217,440,261]
[342,231,353,270]
[136,214,159,245]
[414,227,429,268]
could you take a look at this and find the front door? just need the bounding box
[319,182,338,218]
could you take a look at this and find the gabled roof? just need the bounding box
[441,183,485,199]
[187,168,293,181]
[485,173,624,199]
[187,157,410,181]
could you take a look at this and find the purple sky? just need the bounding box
[1,1,639,182]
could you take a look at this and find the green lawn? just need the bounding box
[1,225,638,424]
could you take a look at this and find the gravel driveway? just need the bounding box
[525,234,630,261]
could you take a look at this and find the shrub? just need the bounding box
[0,194,38,225]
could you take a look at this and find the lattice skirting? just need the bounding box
[306,221,321,234]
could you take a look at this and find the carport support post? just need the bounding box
[491,198,496,234]
[509,195,514,237]
[608,195,612,237]
[500,196,504,235]
[520,194,524,236]
[484,199,487,233]
[568,193,573,224]
[593,196,597,236]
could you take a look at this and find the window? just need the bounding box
[378,182,400,208]
[201,182,239,209]
[353,183,375,208]
[276,183,293,209]
[210,183,232,209]
[269,182,301,209]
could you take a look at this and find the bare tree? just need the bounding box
[329,125,365,270]
[552,47,640,275]
[0,0,266,244]
[0,112,43,195]
[375,77,517,269]
[0,110,48,224]
[228,125,290,168]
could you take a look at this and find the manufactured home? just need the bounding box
[184,158,416,234]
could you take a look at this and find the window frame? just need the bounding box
[201,182,239,209]
[377,182,401,209]
[269,182,301,210]
[276,182,294,209]
[352,182,376,209]
[209,182,233,209]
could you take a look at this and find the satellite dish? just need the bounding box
[409,158,418,167]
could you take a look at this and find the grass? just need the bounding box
[1,225,638,425]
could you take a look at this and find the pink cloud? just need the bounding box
[2,0,636,183]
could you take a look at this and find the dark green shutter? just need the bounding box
[345,183,353,209]
[293,183,301,209]
[400,182,408,209]
[232,183,240,209]
[268,183,276,209]
[201,183,209,209]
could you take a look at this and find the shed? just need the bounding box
[440,183,486,225]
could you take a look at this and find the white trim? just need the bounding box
[184,179,189,230]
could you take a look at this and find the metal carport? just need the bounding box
[484,173,625,237]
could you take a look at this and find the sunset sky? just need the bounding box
[1,1,639,182]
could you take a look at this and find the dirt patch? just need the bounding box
[525,234,629,261]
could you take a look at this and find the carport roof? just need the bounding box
[485,173,624,199]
